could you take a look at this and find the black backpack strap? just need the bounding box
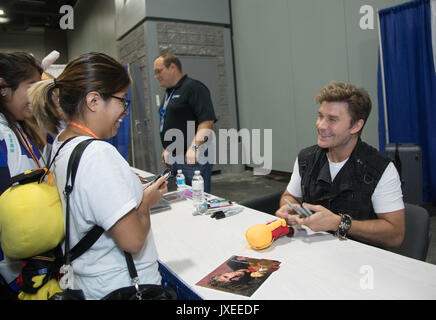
[124,251,138,280]
[8,136,77,187]
[67,225,104,263]
[63,138,104,265]
[64,139,98,197]
[8,168,47,186]
[47,136,78,172]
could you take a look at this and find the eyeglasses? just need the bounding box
[110,95,130,111]
[154,68,164,75]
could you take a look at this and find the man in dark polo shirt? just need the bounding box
[153,53,217,192]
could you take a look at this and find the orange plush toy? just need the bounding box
[245,219,294,250]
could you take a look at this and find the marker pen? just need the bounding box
[285,199,310,217]
[213,206,244,219]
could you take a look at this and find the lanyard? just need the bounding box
[15,124,42,169]
[15,124,56,184]
[159,88,176,133]
[68,121,100,139]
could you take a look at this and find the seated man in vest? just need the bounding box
[275,81,405,248]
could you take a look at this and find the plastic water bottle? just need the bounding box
[192,170,204,211]
[176,170,186,190]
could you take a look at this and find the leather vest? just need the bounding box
[298,139,390,220]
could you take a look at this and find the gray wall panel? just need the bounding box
[68,0,117,59]
[231,0,408,173]
[145,0,230,25]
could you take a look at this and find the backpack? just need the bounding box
[0,137,76,260]
[0,137,103,299]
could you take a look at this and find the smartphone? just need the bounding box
[149,168,172,186]
[207,200,232,209]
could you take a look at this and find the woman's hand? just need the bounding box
[109,177,167,254]
[143,176,168,208]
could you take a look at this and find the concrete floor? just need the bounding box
[211,170,436,266]
[211,170,290,202]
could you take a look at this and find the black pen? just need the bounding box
[211,207,243,219]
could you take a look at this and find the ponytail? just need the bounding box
[29,79,62,137]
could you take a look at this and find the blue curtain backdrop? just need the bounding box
[105,87,131,160]
[377,0,436,202]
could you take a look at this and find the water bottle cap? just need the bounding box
[177,170,182,173]
[194,170,200,175]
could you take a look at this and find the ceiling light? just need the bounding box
[0,17,10,23]
[0,9,4,15]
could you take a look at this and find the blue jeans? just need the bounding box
[170,163,213,193]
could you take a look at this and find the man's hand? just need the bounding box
[185,120,214,165]
[275,190,306,226]
[161,149,169,167]
[294,203,341,232]
[275,204,300,226]
[185,147,197,165]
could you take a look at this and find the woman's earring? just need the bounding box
[1,92,6,97]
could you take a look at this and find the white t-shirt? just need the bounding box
[287,155,404,214]
[52,135,161,299]
[0,113,45,176]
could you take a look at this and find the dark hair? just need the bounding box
[158,53,182,72]
[0,52,43,91]
[316,81,372,135]
[31,52,131,120]
[208,270,251,289]
[0,52,45,149]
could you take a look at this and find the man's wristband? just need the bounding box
[335,213,352,240]
[191,144,199,151]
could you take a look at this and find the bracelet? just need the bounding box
[335,213,352,241]
[191,144,199,151]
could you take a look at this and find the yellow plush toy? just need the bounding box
[0,168,65,300]
[0,180,64,259]
[245,219,294,250]
[18,278,63,300]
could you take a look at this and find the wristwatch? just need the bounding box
[336,213,352,240]
[191,144,199,151]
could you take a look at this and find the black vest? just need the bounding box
[298,139,390,221]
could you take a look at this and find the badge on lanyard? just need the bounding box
[159,89,176,133]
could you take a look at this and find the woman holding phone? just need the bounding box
[30,52,167,299]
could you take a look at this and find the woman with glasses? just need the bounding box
[29,52,167,299]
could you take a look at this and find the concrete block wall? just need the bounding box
[156,21,231,132]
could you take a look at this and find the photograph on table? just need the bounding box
[196,255,281,297]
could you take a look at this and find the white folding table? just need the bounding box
[133,168,436,300]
